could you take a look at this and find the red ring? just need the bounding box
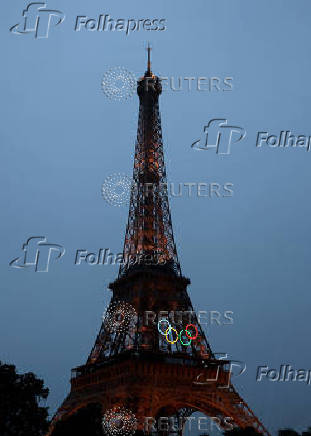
[185,324,198,340]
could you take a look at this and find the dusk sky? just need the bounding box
[1,0,311,434]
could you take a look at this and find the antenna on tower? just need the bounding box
[146,42,152,76]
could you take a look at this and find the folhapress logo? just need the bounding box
[10,2,65,39]
[193,353,246,388]
[191,119,246,155]
[10,237,65,272]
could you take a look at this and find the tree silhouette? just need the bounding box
[0,361,49,436]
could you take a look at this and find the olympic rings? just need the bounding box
[185,324,198,340]
[157,320,198,346]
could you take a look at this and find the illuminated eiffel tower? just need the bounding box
[48,48,269,436]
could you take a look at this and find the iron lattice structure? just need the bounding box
[48,52,270,436]
[119,66,180,278]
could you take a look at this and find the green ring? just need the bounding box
[179,330,192,346]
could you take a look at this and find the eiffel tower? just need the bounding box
[48,48,270,436]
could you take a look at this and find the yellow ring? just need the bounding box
[165,327,178,344]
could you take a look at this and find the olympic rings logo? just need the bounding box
[157,319,198,346]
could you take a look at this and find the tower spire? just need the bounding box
[146,43,152,76]
[119,53,181,277]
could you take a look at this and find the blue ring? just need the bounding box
[157,319,171,336]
